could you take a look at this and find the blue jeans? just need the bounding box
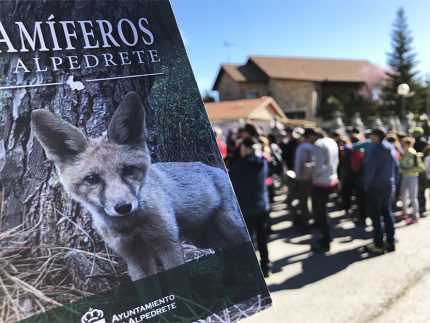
[366,185,395,248]
[400,175,419,217]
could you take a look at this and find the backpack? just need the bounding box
[402,150,425,174]
[350,149,364,172]
[412,153,426,173]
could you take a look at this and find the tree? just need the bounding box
[317,95,344,121]
[413,81,430,115]
[381,7,419,116]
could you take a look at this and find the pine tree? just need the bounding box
[382,7,419,116]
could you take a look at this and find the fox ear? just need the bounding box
[31,110,88,163]
[108,92,146,146]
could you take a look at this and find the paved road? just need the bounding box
[245,194,430,323]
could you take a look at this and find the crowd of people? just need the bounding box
[215,123,430,277]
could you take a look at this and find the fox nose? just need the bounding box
[114,203,133,215]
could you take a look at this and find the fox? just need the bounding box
[31,92,249,281]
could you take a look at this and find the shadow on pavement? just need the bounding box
[268,245,372,291]
[266,190,415,292]
[267,196,377,291]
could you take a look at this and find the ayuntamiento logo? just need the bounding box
[81,308,106,323]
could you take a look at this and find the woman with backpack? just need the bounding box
[400,137,426,224]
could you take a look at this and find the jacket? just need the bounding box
[400,147,425,177]
[364,141,399,189]
[294,141,314,180]
[312,137,339,187]
[229,154,270,216]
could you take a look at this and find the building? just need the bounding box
[213,56,386,120]
[205,96,315,133]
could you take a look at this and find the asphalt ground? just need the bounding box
[244,190,430,323]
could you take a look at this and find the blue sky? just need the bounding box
[170,0,430,93]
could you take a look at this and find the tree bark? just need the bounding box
[0,0,158,290]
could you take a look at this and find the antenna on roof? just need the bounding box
[223,41,236,62]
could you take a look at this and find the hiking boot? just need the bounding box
[352,217,367,226]
[363,244,384,255]
[260,262,272,278]
[405,217,419,225]
[262,268,270,278]
[394,213,408,223]
[293,224,310,234]
[311,243,330,253]
[385,242,396,253]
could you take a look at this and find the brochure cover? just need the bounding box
[0,0,272,322]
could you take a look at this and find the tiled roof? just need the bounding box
[205,96,287,122]
[249,56,380,82]
[214,56,385,88]
[220,63,267,82]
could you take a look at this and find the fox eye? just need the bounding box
[84,173,101,185]
[123,165,137,176]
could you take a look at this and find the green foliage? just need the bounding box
[359,102,380,121]
[318,95,344,121]
[413,81,430,114]
[381,7,421,115]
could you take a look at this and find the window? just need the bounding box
[245,90,259,99]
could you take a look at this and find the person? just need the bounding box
[280,127,303,171]
[267,134,285,202]
[291,128,318,231]
[423,146,430,212]
[399,137,425,224]
[224,130,237,170]
[243,123,261,139]
[364,129,399,254]
[386,133,402,212]
[283,127,304,208]
[213,127,227,159]
[229,137,271,277]
[410,127,428,214]
[267,133,285,178]
[340,135,366,224]
[310,130,339,252]
[347,127,365,141]
[386,133,402,159]
[260,136,275,202]
[338,136,352,211]
[410,127,427,153]
[227,123,261,170]
[349,135,375,224]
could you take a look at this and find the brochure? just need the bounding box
[0,1,272,322]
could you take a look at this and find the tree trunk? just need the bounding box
[0,0,158,295]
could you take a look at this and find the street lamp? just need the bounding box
[397,83,410,122]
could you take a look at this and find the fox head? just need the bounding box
[31,92,151,220]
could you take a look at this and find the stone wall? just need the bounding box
[216,74,269,101]
[216,75,316,118]
[268,79,316,119]
[216,73,242,101]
